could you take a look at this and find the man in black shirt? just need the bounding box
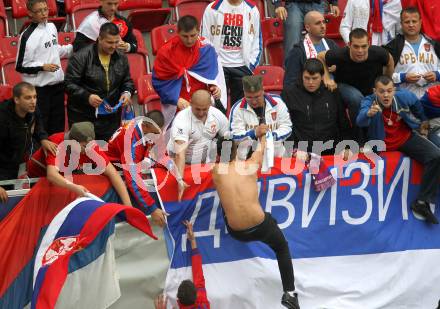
[317,28,394,144]
[282,59,352,155]
[0,82,56,202]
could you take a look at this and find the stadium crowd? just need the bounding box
[0,0,439,307]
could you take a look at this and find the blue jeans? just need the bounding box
[338,83,365,144]
[428,126,440,148]
[284,1,326,57]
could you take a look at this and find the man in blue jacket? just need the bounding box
[357,75,440,224]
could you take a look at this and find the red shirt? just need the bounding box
[178,248,210,309]
[382,108,412,151]
[27,133,109,177]
[106,121,157,212]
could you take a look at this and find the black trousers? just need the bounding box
[398,133,440,204]
[36,83,65,135]
[223,66,253,107]
[225,211,296,292]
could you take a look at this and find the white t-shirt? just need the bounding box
[393,35,440,98]
[218,0,246,67]
[167,107,230,164]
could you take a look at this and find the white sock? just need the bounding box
[287,291,296,297]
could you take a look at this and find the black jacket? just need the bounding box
[383,33,440,67]
[65,43,134,123]
[0,100,48,179]
[281,82,351,153]
[73,9,138,53]
[283,37,339,87]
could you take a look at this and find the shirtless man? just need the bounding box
[212,136,300,309]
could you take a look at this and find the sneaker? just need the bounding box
[281,292,300,309]
[411,200,439,224]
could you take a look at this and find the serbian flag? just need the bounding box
[420,85,440,119]
[30,196,156,309]
[0,175,145,308]
[152,36,227,109]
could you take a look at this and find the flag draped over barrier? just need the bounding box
[157,153,440,308]
[0,175,156,309]
[1,153,440,308]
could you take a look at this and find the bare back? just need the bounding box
[212,159,265,231]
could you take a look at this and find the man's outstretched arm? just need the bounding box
[249,134,267,168]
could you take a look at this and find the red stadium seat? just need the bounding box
[0,37,19,63]
[127,51,150,91]
[261,17,284,45]
[13,0,66,34]
[167,0,178,22]
[150,24,177,56]
[253,65,284,94]
[132,28,147,51]
[69,3,100,31]
[265,42,284,67]
[261,18,284,66]
[324,14,342,40]
[1,58,22,85]
[175,0,212,24]
[127,8,171,33]
[118,0,171,33]
[253,0,268,20]
[118,0,162,10]
[64,0,100,31]
[64,0,99,14]
[0,84,12,102]
[0,0,9,37]
[137,74,162,112]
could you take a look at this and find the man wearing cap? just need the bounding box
[167,89,230,201]
[65,22,134,141]
[27,122,132,205]
[230,75,292,160]
[105,110,169,227]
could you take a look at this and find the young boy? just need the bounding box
[16,0,73,135]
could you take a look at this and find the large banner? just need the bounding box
[0,176,122,308]
[157,152,440,308]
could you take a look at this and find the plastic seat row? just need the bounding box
[0,31,149,90]
[138,65,285,114]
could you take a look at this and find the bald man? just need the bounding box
[284,11,339,88]
[167,89,230,201]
